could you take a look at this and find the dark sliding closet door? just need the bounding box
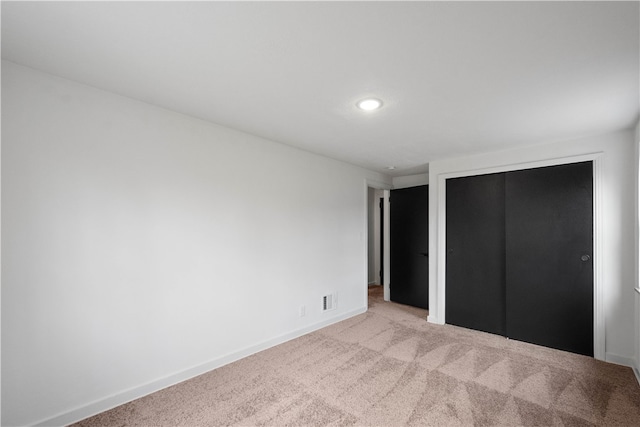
[445,162,593,357]
[446,173,506,336]
[505,162,593,356]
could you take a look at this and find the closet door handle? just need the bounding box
[580,254,591,262]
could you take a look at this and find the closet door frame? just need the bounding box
[433,153,604,360]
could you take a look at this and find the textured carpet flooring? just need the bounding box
[73,285,640,426]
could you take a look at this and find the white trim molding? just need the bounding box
[592,155,605,360]
[431,152,605,360]
[605,352,637,369]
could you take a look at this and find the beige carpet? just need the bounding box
[73,285,640,426]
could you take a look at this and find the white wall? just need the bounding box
[392,173,429,189]
[428,130,637,366]
[1,61,391,426]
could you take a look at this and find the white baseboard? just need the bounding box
[427,314,444,325]
[605,352,636,369]
[33,306,367,427]
[633,367,640,386]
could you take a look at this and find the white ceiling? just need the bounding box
[2,1,638,176]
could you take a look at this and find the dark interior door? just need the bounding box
[505,162,593,356]
[446,173,506,336]
[390,185,428,309]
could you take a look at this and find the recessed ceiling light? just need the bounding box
[357,98,383,111]
[386,166,396,170]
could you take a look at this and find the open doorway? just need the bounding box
[367,187,384,286]
[367,186,389,305]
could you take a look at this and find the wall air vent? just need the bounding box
[322,293,337,312]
